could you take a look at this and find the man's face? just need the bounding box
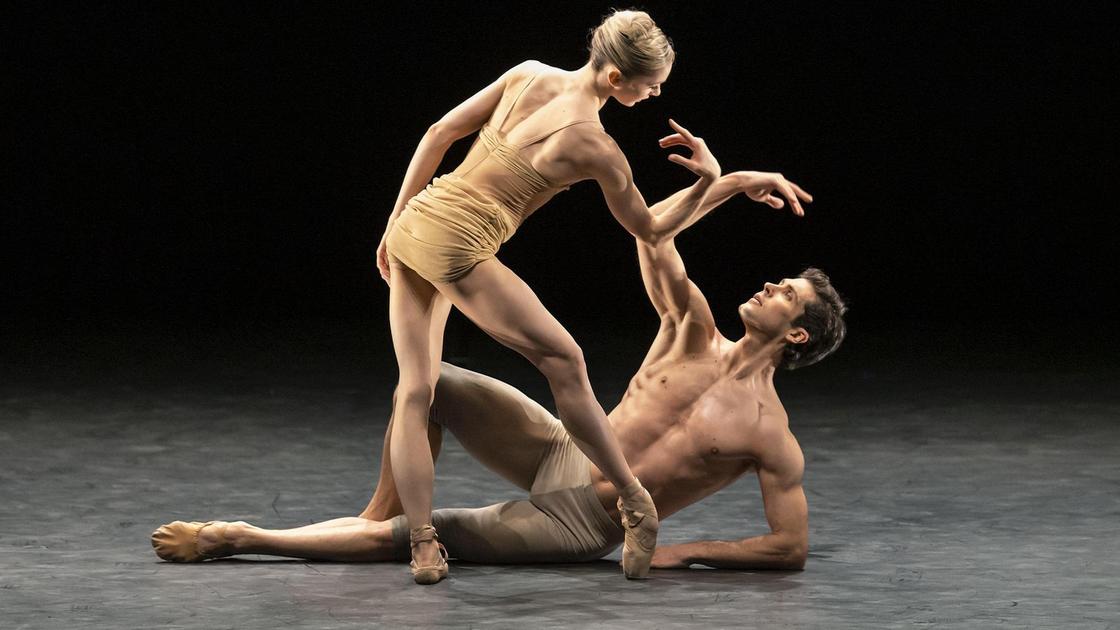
[738,277,816,341]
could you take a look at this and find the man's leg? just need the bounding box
[154,365,608,564]
[153,517,400,562]
[360,362,563,522]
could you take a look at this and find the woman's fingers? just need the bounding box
[667,118,696,143]
[667,153,699,172]
[659,134,686,147]
[765,194,785,209]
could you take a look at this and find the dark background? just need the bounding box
[5,1,1117,381]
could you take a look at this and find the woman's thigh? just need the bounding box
[388,261,444,391]
[437,257,581,368]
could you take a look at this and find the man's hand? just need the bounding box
[658,119,721,182]
[738,171,813,217]
[649,544,691,569]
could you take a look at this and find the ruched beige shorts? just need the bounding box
[385,173,518,284]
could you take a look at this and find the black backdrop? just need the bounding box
[6,2,1117,367]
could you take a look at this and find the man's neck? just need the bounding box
[721,330,784,382]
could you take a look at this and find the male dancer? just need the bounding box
[152,169,847,575]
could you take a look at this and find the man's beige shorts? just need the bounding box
[389,415,624,563]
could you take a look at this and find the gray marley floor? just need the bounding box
[1,328,1118,628]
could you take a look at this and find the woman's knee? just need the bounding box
[532,342,588,383]
[395,382,435,411]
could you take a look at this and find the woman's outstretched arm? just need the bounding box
[583,119,721,246]
[647,170,814,238]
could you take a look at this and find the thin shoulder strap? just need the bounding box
[496,71,538,128]
[514,119,601,149]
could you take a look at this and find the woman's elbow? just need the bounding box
[426,121,461,145]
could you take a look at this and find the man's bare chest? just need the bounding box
[616,361,764,459]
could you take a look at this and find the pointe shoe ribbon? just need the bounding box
[151,520,219,563]
[617,479,659,580]
[409,524,449,585]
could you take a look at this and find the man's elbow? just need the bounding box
[629,220,661,246]
[781,541,808,570]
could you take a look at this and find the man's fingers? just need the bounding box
[773,183,799,213]
[789,181,814,202]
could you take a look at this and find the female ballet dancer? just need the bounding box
[376,9,723,584]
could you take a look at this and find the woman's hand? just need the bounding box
[376,232,391,284]
[738,171,813,217]
[658,119,721,182]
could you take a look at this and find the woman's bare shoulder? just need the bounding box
[562,123,623,176]
[508,59,546,78]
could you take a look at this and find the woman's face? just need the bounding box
[616,64,672,106]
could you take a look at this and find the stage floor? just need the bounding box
[1,327,1117,628]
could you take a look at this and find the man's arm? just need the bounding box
[636,172,745,318]
[630,173,747,365]
[651,433,809,571]
[636,169,814,321]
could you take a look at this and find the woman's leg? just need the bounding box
[438,258,635,492]
[386,261,449,568]
[360,296,451,521]
[440,258,659,577]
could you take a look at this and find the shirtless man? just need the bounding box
[152,169,847,574]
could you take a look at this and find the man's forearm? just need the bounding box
[670,534,806,570]
[637,176,714,244]
[647,172,744,240]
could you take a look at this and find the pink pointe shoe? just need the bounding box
[617,478,660,579]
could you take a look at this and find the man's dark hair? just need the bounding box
[782,267,848,370]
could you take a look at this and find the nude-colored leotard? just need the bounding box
[385,70,602,284]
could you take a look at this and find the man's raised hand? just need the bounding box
[738,171,813,217]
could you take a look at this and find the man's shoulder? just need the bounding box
[756,418,804,480]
